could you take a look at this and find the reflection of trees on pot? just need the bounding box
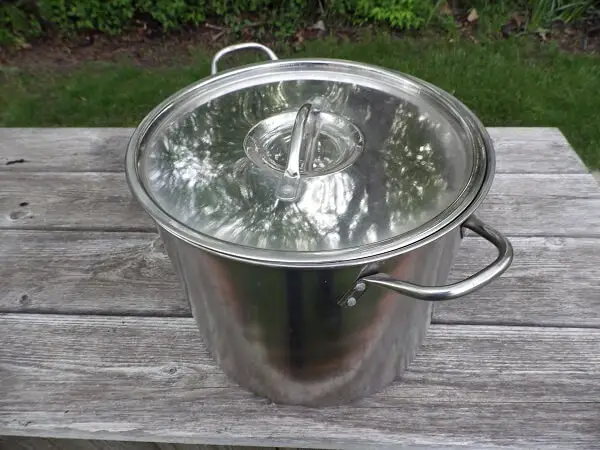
[240,80,349,125]
[336,86,452,247]
[144,80,455,252]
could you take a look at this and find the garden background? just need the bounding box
[1,0,599,170]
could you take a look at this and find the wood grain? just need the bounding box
[0,128,132,172]
[1,173,599,235]
[0,231,188,316]
[0,230,598,327]
[485,127,588,173]
[434,236,600,326]
[0,436,266,450]
[1,315,599,448]
[0,127,588,174]
[1,128,598,449]
[0,172,152,231]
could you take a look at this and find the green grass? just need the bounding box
[1,34,599,168]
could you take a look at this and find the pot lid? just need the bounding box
[127,45,493,266]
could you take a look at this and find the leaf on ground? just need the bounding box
[310,20,326,31]
[510,12,526,28]
[536,28,550,41]
[294,30,305,44]
[467,8,479,23]
[439,1,453,16]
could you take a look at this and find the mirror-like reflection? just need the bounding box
[141,79,470,252]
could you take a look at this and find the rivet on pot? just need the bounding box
[338,280,369,308]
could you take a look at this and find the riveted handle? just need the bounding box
[211,43,278,75]
[340,215,513,306]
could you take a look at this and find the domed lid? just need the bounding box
[126,44,494,266]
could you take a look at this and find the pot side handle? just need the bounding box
[344,216,513,305]
[211,43,279,75]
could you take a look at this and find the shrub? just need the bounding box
[355,0,435,28]
[0,0,438,46]
[528,0,600,28]
[456,0,600,27]
[4,0,599,47]
[1,1,43,46]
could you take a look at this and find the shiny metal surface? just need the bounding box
[125,44,514,406]
[273,99,364,201]
[159,223,462,406]
[355,215,514,302]
[275,102,318,201]
[243,105,364,178]
[210,42,278,75]
[129,57,492,264]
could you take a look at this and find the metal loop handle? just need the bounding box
[358,215,513,302]
[211,43,278,75]
[276,102,322,201]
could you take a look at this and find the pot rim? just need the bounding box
[125,58,496,268]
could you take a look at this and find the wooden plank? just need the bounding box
[472,173,600,237]
[0,436,266,450]
[433,236,600,326]
[1,173,599,235]
[0,231,188,317]
[486,127,588,173]
[0,127,588,174]
[0,172,152,231]
[1,315,599,449]
[0,128,131,173]
[1,231,598,327]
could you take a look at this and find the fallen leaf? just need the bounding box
[439,1,453,16]
[565,27,577,36]
[467,8,479,23]
[211,30,226,42]
[510,12,526,28]
[536,28,550,41]
[310,19,326,31]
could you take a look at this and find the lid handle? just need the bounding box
[276,102,322,202]
[211,43,279,75]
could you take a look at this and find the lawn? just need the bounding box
[1,34,599,169]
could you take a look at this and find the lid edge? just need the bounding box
[125,58,496,268]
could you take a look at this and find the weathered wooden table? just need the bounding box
[1,127,599,450]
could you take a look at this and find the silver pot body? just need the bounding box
[159,226,462,406]
[126,43,514,406]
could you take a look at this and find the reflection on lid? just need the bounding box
[141,79,468,253]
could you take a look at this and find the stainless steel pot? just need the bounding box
[125,42,514,406]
